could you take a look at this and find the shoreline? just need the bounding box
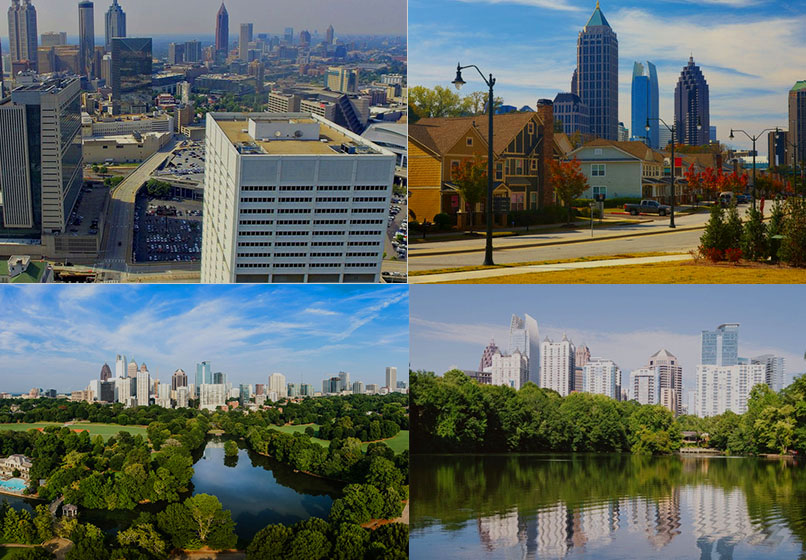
[0,486,43,501]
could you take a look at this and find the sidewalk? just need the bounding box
[408,254,693,283]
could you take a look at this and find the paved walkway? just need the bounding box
[409,254,693,283]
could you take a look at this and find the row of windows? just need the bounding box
[317,197,349,202]
[239,230,383,238]
[278,197,313,203]
[348,241,383,246]
[277,208,312,214]
[236,262,377,269]
[242,186,277,191]
[347,252,378,257]
[355,186,387,191]
[237,242,272,247]
[351,219,383,225]
[279,186,313,191]
[313,231,343,236]
[314,219,347,225]
[277,241,308,246]
[241,185,388,193]
[240,197,276,203]
[239,230,273,236]
[353,197,386,202]
[317,208,348,214]
[313,241,344,246]
[277,219,310,224]
[241,208,275,214]
[352,208,385,214]
[239,219,274,225]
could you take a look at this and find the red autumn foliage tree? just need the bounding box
[549,158,589,224]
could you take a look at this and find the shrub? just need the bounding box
[700,246,723,263]
[725,247,743,263]
[507,206,574,227]
[740,206,767,261]
[724,204,743,250]
[700,204,727,251]
[433,213,452,230]
[766,201,785,262]
[572,196,641,209]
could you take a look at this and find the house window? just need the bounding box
[530,192,537,209]
[515,158,523,175]
[527,122,534,135]
[495,162,503,181]
[466,137,473,147]
[531,159,537,171]
[450,160,460,177]
[591,163,606,177]
[592,186,607,198]
[594,148,603,155]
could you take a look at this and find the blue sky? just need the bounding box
[409,0,806,151]
[0,285,408,393]
[410,285,806,395]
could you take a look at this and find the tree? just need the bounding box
[366,456,404,494]
[7,549,55,560]
[183,494,237,550]
[156,503,196,550]
[451,157,488,232]
[332,524,371,560]
[116,523,168,559]
[766,200,785,261]
[741,206,767,261]
[224,440,238,457]
[246,525,293,560]
[145,179,171,198]
[779,197,806,267]
[683,164,703,204]
[408,86,466,118]
[286,529,331,560]
[462,91,504,116]
[33,505,53,543]
[700,203,727,258]
[549,158,588,224]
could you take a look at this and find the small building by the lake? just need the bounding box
[0,454,33,480]
[62,504,78,518]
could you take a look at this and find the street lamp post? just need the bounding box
[646,117,699,228]
[729,127,780,208]
[452,63,496,266]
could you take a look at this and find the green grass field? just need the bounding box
[268,424,409,454]
[0,422,148,441]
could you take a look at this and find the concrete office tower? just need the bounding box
[479,339,500,372]
[0,78,83,239]
[212,371,227,385]
[199,383,226,411]
[326,67,358,94]
[172,368,187,390]
[269,372,287,399]
[575,1,618,141]
[631,61,659,148]
[701,323,739,366]
[583,358,619,399]
[386,366,397,389]
[136,367,150,406]
[326,24,334,45]
[201,113,395,283]
[215,3,228,56]
[352,381,364,394]
[104,0,125,52]
[338,371,350,392]
[78,1,94,78]
[630,367,660,405]
[40,31,66,46]
[674,57,710,146]
[540,334,576,396]
[789,82,806,167]
[696,363,767,417]
[8,0,38,70]
[648,348,683,415]
[509,314,540,385]
[752,354,785,393]
[184,40,201,63]
[487,350,528,390]
[100,363,112,381]
[176,386,189,408]
[125,358,137,378]
[239,23,252,61]
[115,355,126,378]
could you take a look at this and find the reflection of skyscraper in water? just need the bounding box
[536,503,571,558]
[578,501,619,546]
[687,485,765,559]
[477,511,521,551]
[622,493,682,550]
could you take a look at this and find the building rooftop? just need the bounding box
[585,2,611,28]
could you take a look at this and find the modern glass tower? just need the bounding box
[575,1,618,141]
[105,0,126,52]
[111,37,152,112]
[78,1,94,78]
[701,323,739,366]
[215,2,229,56]
[788,81,806,167]
[7,0,38,70]
[631,61,659,148]
[509,313,540,385]
[674,57,710,146]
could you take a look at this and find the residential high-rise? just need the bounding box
[183,40,201,63]
[487,350,528,390]
[110,37,152,112]
[40,31,66,46]
[100,363,112,381]
[631,61,659,148]
[8,0,38,70]
[136,366,150,406]
[156,382,171,408]
[215,3,229,56]
[115,355,126,378]
[648,349,683,415]
[696,363,767,417]
[338,371,350,392]
[268,372,287,399]
[239,23,252,61]
[325,24,334,45]
[78,1,94,78]
[583,358,619,399]
[630,367,660,405]
[0,77,83,240]
[508,313,540,385]
[788,81,806,167]
[575,1,618,140]
[674,57,710,146]
[575,344,591,393]
[167,42,184,65]
[104,0,125,52]
[352,381,364,394]
[701,324,739,366]
[540,334,575,396]
[385,366,397,389]
[200,113,395,283]
[176,386,189,408]
[199,383,226,411]
[172,368,187,391]
[752,354,785,393]
[479,339,500,372]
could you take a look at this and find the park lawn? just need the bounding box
[363,430,409,454]
[269,424,331,447]
[444,261,806,284]
[0,422,148,440]
[268,424,409,454]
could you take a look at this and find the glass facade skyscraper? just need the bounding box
[111,37,152,112]
[701,324,739,367]
[674,57,711,146]
[509,313,540,385]
[196,361,212,387]
[631,61,659,149]
[575,2,618,141]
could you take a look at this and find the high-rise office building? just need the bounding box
[325,67,358,93]
[325,25,334,45]
[104,0,125,52]
[115,354,126,378]
[752,354,785,393]
[268,372,287,399]
[553,92,589,136]
[100,363,112,381]
[509,313,540,385]
[582,357,619,399]
[184,40,201,63]
[352,381,364,394]
[674,57,710,146]
[111,37,152,112]
[575,1,618,140]
[167,42,184,65]
[575,344,590,394]
[40,31,66,46]
[8,0,38,70]
[239,23,252,61]
[78,1,94,78]
[338,371,350,392]
[239,384,252,404]
[299,30,311,47]
[0,77,83,240]
[789,81,806,168]
[200,112,395,283]
[195,361,212,388]
[631,61,659,148]
[701,323,739,367]
[385,366,397,389]
[136,367,150,406]
[215,3,229,56]
[284,27,293,44]
[212,371,227,385]
[172,368,187,391]
[127,358,137,376]
[176,386,189,408]
[540,335,575,396]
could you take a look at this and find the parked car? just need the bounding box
[623,200,672,216]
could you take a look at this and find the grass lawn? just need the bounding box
[268,424,409,454]
[443,261,806,284]
[269,424,331,447]
[0,422,148,440]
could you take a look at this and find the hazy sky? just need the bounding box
[9,0,406,37]
[410,285,806,396]
[410,0,806,151]
[0,284,409,393]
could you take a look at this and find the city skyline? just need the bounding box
[409,0,806,150]
[0,284,408,393]
[410,285,806,395]
[0,0,406,38]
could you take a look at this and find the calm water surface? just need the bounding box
[411,454,806,560]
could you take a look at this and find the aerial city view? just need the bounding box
[0,0,407,284]
[0,284,410,559]
[409,284,806,559]
[408,0,806,284]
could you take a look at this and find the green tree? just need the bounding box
[408,85,466,118]
[33,505,53,543]
[246,524,293,560]
[740,205,767,261]
[286,529,331,560]
[224,441,239,457]
[7,549,55,560]
[779,197,806,267]
[156,503,196,550]
[451,157,487,232]
[183,494,237,550]
[332,524,370,560]
[116,523,168,559]
[766,200,785,261]
[700,202,727,254]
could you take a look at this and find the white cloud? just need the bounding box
[303,307,341,316]
[452,0,581,12]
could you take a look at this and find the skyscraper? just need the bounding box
[540,334,575,396]
[115,355,126,378]
[338,371,350,392]
[110,37,152,112]
[575,1,618,140]
[508,313,540,385]
[40,31,66,46]
[386,367,397,389]
[195,361,212,387]
[479,339,500,371]
[172,368,187,391]
[674,57,710,146]
[136,366,150,406]
[631,61,659,148]
[696,363,766,417]
[215,3,228,56]
[488,350,528,390]
[78,1,94,78]
[268,372,287,399]
[582,357,619,399]
[239,22,252,61]
[630,367,660,405]
[701,323,739,367]
[100,363,112,381]
[648,349,683,415]
[752,354,785,393]
[788,81,806,168]
[284,27,293,44]
[104,0,126,52]
[8,0,38,70]
[325,24,334,45]
[0,77,83,239]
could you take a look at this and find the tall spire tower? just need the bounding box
[215,3,229,56]
[575,2,618,140]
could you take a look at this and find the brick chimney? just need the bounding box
[536,99,555,208]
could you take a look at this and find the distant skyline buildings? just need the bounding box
[631,60,659,148]
[214,2,227,54]
[77,0,94,78]
[104,0,125,52]
[674,56,710,146]
[8,0,38,70]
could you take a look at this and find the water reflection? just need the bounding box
[412,454,806,560]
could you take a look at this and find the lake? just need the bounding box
[411,453,806,560]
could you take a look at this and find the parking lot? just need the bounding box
[133,194,203,264]
[388,194,407,261]
[153,142,205,185]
